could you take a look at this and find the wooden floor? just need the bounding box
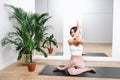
[83,43,112,57]
[0,43,113,80]
[0,60,120,80]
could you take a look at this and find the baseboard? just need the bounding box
[0,57,17,70]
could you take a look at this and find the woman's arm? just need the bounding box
[79,38,85,45]
[76,20,81,32]
[73,20,81,40]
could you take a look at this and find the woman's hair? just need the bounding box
[70,26,77,35]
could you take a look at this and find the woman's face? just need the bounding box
[70,29,75,37]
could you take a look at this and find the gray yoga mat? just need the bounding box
[54,52,63,56]
[39,65,120,79]
[54,52,108,57]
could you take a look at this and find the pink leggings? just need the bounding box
[67,67,89,75]
[58,60,87,75]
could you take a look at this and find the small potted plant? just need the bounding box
[43,34,58,54]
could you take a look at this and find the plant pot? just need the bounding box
[48,48,53,54]
[27,62,36,72]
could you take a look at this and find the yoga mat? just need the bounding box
[54,52,63,56]
[39,65,120,79]
[84,53,108,57]
[54,52,108,57]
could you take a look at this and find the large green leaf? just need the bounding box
[35,47,48,57]
[27,38,34,51]
[49,34,54,41]
[51,40,58,48]
[42,39,48,48]
[1,37,9,46]
[16,43,23,50]
[5,4,27,25]
[17,51,22,60]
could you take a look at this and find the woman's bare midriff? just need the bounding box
[71,55,84,61]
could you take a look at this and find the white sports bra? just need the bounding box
[70,44,83,56]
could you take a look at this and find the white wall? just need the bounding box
[35,0,63,43]
[81,0,113,43]
[35,0,48,13]
[0,0,35,70]
[112,0,120,58]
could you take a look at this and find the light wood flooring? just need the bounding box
[0,60,120,80]
[83,43,112,57]
[0,43,114,80]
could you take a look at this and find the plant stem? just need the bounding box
[49,42,51,49]
[30,51,32,63]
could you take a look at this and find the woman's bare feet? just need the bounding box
[53,66,61,71]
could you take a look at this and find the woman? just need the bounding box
[53,21,96,75]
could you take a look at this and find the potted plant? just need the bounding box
[1,4,51,72]
[43,34,58,54]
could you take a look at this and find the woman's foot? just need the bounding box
[82,52,87,55]
[53,66,60,72]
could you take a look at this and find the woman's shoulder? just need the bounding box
[68,39,73,45]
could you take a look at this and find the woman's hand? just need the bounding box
[76,20,81,29]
